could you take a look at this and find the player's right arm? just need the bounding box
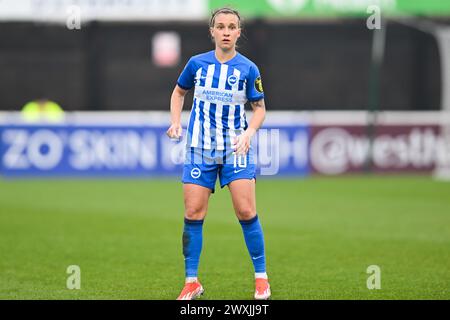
[167,56,196,140]
[166,85,188,140]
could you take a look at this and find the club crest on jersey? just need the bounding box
[255,76,264,93]
[190,168,201,179]
[227,75,238,87]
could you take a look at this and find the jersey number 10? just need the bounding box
[233,154,247,168]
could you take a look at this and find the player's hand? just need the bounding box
[166,123,182,140]
[233,129,255,155]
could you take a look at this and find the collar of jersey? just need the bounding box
[211,50,240,65]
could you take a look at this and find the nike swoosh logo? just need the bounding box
[252,255,263,260]
[234,169,245,174]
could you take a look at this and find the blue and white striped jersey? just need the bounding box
[177,50,264,152]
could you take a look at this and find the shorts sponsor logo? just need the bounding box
[190,168,201,179]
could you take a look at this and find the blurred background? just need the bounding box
[1,0,450,300]
[0,0,446,111]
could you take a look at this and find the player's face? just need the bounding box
[210,13,241,51]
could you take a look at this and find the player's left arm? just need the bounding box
[233,98,266,155]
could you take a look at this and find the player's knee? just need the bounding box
[184,206,207,220]
[235,207,256,221]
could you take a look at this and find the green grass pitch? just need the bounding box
[0,176,449,299]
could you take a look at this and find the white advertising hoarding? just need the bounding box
[0,0,207,22]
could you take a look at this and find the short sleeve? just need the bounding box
[246,64,265,102]
[177,58,196,90]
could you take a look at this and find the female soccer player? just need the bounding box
[167,7,270,300]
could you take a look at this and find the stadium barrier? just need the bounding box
[1,111,449,178]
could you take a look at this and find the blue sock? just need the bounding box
[239,215,266,273]
[183,218,204,278]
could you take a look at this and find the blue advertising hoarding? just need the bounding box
[0,124,310,178]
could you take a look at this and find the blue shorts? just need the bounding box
[182,147,256,193]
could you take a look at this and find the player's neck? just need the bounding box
[214,48,237,64]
